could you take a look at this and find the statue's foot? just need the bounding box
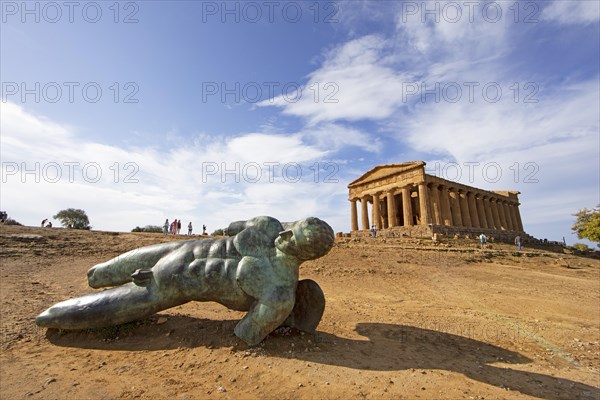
[282,279,325,333]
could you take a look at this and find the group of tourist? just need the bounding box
[163,219,182,235]
[163,219,207,236]
[40,218,53,228]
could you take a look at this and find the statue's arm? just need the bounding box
[234,256,296,345]
[225,220,248,236]
[227,216,283,238]
[87,241,187,288]
[234,287,295,345]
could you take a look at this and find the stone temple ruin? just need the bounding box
[348,161,527,241]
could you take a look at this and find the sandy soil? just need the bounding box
[1,224,599,400]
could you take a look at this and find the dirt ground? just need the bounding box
[1,224,598,400]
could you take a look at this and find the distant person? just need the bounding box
[515,235,522,252]
[177,220,182,235]
[188,221,193,235]
[41,218,48,227]
[370,224,377,238]
[46,222,52,228]
[0,211,6,223]
[170,219,177,235]
[479,233,487,253]
[163,219,169,235]
[203,224,207,235]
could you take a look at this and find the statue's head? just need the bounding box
[275,217,335,261]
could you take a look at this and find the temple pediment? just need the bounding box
[348,161,425,188]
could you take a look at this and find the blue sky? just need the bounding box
[1,0,599,245]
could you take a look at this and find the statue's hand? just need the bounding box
[131,269,153,287]
[87,241,188,288]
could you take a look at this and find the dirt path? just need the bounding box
[1,225,598,399]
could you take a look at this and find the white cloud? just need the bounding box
[258,35,415,125]
[542,0,600,25]
[0,102,364,233]
[401,79,599,161]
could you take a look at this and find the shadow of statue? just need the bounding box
[45,318,598,400]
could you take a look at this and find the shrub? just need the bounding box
[3,218,22,226]
[572,243,589,252]
[132,225,163,233]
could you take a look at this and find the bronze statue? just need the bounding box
[36,216,334,346]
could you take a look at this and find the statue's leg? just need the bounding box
[87,241,187,288]
[281,279,325,333]
[35,283,186,330]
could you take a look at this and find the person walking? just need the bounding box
[370,224,377,238]
[515,235,522,252]
[188,221,193,236]
[177,219,182,235]
[479,233,487,253]
[163,219,169,235]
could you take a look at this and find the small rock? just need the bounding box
[217,386,226,393]
[45,377,56,385]
[157,317,168,325]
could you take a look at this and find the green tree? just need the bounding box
[211,228,224,236]
[572,205,600,246]
[53,208,91,230]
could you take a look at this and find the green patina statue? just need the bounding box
[36,216,335,346]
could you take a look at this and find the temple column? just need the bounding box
[440,186,453,226]
[491,198,502,231]
[418,182,431,225]
[484,196,496,230]
[361,196,370,230]
[401,186,414,226]
[459,190,472,227]
[497,199,508,230]
[449,189,463,226]
[429,185,442,225]
[350,199,358,231]
[503,202,514,230]
[387,191,397,228]
[467,192,480,228]
[515,204,524,231]
[372,194,382,230]
[476,195,488,229]
[510,203,520,232]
